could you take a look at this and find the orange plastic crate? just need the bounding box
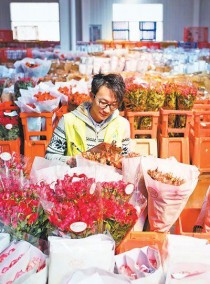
[0,138,21,157]
[193,103,210,110]
[191,109,210,137]
[116,231,168,255]
[20,110,59,173]
[23,140,50,174]
[135,41,161,49]
[159,134,190,164]
[189,131,210,172]
[20,110,58,141]
[194,99,210,105]
[126,111,159,139]
[130,138,158,157]
[174,208,210,241]
[159,108,193,138]
[189,107,210,172]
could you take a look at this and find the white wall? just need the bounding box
[0,0,209,44]
[81,0,204,42]
[0,0,58,29]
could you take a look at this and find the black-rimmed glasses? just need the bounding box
[94,96,118,111]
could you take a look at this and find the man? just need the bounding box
[45,73,130,166]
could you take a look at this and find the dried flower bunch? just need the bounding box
[82,143,141,169]
[82,142,123,169]
[147,167,185,186]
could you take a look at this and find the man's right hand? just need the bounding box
[66,157,76,167]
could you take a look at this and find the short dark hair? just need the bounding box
[91,73,125,106]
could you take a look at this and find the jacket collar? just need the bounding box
[71,102,119,130]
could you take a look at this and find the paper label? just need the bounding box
[5,124,13,130]
[125,184,134,195]
[0,152,12,161]
[70,222,87,233]
[4,111,18,117]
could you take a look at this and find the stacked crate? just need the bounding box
[20,108,59,172]
[126,111,159,157]
[190,104,210,172]
[116,231,168,255]
[158,108,193,164]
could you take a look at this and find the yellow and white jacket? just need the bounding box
[45,102,130,163]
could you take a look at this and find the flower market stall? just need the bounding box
[0,47,210,283]
[0,136,209,283]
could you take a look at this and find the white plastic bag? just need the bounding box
[0,233,10,254]
[165,234,210,284]
[62,267,131,284]
[115,246,165,284]
[48,234,115,284]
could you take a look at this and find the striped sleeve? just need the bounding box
[45,117,70,163]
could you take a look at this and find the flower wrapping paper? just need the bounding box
[0,241,31,283]
[115,246,165,284]
[0,240,47,284]
[48,234,115,284]
[30,156,71,185]
[122,156,148,231]
[0,233,10,254]
[14,57,51,78]
[30,156,123,185]
[15,87,60,113]
[62,267,131,284]
[76,155,123,181]
[141,156,200,232]
[165,234,210,284]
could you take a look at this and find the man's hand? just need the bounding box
[66,157,76,167]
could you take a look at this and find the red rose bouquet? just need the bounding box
[36,173,138,246]
[0,174,50,245]
[0,152,50,247]
[0,110,20,141]
[37,173,102,239]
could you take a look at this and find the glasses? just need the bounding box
[95,96,118,111]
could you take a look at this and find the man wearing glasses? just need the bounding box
[45,73,130,166]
